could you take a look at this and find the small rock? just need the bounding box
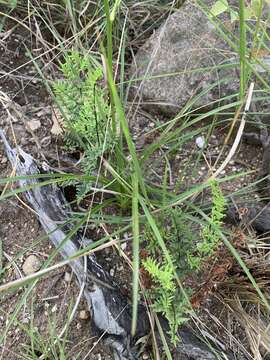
[142,353,149,359]
[21,314,30,324]
[20,137,28,145]
[22,255,41,275]
[120,242,127,250]
[79,310,90,320]
[76,322,82,330]
[27,119,41,131]
[130,0,270,117]
[64,272,72,283]
[110,268,115,277]
[195,136,205,149]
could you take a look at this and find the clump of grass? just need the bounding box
[19,301,72,360]
[0,0,18,31]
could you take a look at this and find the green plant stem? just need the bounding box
[131,172,140,335]
[103,0,113,72]
[103,49,148,200]
[239,0,247,99]
[103,0,119,159]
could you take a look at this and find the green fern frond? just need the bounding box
[188,179,226,270]
[52,50,113,197]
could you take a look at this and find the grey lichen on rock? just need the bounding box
[130,0,270,116]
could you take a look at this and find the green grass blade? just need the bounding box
[155,315,173,360]
[103,50,148,200]
[110,0,122,22]
[131,171,140,335]
[239,0,247,98]
[104,0,113,71]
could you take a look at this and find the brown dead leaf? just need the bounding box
[51,106,64,135]
[251,48,269,58]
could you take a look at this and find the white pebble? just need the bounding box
[64,272,72,283]
[79,310,89,320]
[110,268,115,277]
[195,136,205,149]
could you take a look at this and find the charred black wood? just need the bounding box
[226,203,270,234]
